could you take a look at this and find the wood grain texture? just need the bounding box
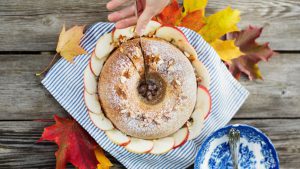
[0,0,299,51]
[236,53,300,118]
[0,121,124,169]
[0,53,67,120]
[0,53,299,120]
[0,119,299,169]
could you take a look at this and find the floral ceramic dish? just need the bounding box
[194,124,279,169]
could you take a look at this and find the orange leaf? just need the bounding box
[156,0,182,26]
[180,10,205,32]
[56,25,87,62]
[95,147,113,169]
[38,115,98,169]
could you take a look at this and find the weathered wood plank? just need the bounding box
[0,121,124,169]
[236,53,300,118]
[0,0,299,51]
[0,53,299,120]
[0,119,299,169]
[0,53,67,120]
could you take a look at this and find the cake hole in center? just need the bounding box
[137,73,165,104]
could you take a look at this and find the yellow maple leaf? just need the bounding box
[183,0,207,16]
[211,39,244,62]
[95,147,113,169]
[56,25,87,62]
[199,6,240,43]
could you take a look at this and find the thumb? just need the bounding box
[136,7,155,36]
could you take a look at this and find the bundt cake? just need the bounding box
[84,21,211,154]
[98,37,197,139]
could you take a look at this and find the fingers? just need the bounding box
[106,0,130,10]
[135,7,155,36]
[115,16,138,29]
[108,5,135,22]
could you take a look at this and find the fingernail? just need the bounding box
[108,14,112,21]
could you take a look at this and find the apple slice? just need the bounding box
[113,26,135,42]
[172,127,189,149]
[156,26,187,41]
[125,138,154,154]
[95,33,115,60]
[88,111,114,131]
[199,85,212,119]
[188,85,211,140]
[192,60,210,90]
[89,52,107,77]
[105,129,131,146]
[149,137,174,155]
[141,20,161,37]
[84,66,97,94]
[84,90,101,114]
[155,26,197,60]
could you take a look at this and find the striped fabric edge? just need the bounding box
[42,22,249,169]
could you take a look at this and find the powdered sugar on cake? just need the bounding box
[98,38,197,139]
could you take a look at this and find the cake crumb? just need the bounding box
[120,76,127,83]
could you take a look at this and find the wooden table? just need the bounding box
[0,0,299,168]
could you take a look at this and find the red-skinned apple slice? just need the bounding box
[88,111,114,131]
[141,20,161,37]
[105,129,131,146]
[156,26,188,41]
[113,26,135,42]
[172,127,189,149]
[199,85,212,119]
[188,85,211,140]
[84,66,97,94]
[192,60,210,90]
[95,33,115,60]
[155,26,197,60]
[125,138,154,154]
[89,52,107,77]
[149,137,174,155]
[84,90,101,114]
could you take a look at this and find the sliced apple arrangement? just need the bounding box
[83,21,212,154]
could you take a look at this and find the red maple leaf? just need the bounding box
[38,115,98,169]
[226,26,276,80]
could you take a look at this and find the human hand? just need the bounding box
[107,0,170,35]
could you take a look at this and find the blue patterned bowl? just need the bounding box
[194,124,279,169]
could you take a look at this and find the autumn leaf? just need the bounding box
[226,26,276,80]
[180,10,205,32]
[56,25,87,62]
[95,147,113,169]
[36,25,87,76]
[211,39,244,62]
[199,7,240,43]
[156,0,182,25]
[183,0,207,16]
[228,57,263,80]
[38,115,111,169]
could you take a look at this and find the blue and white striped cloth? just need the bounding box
[42,22,249,169]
